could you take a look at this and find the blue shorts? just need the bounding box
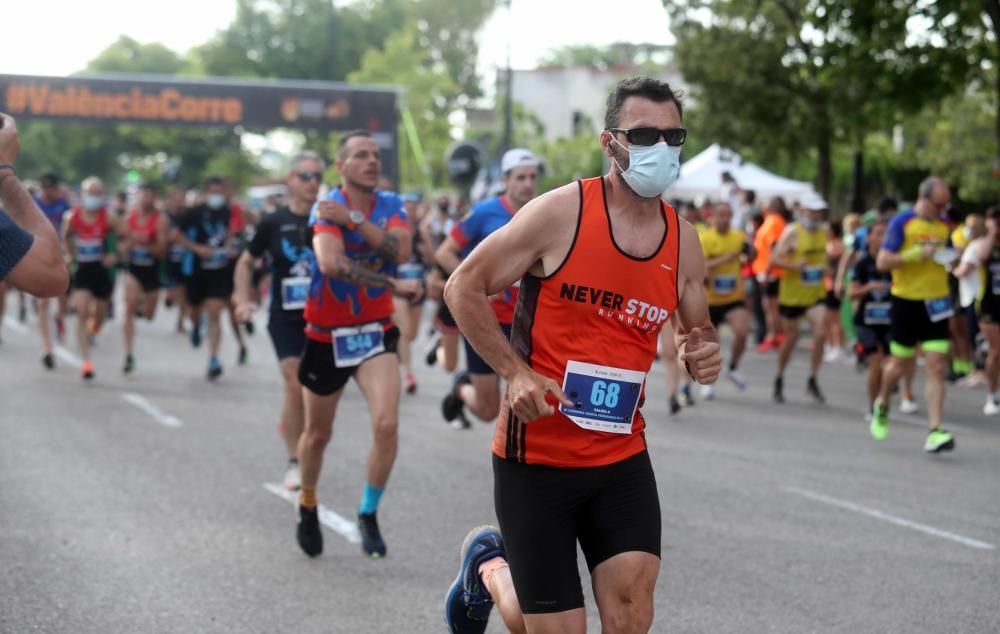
[268,314,307,361]
[464,323,511,375]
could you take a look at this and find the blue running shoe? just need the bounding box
[445,525,505,634]
[207,356,223,381]
[190,324,202,348]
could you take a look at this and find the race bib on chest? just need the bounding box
[559,361,645,434]
[281,277,310,311]
[801,266,823,286]
[201,248,230,270]
[76,238,103,262]
[863,301,891,326]
[396,263,425,281]
[130,247,154,266]
[332,322,386,368]
[712,275,738,295]
[925,296,954,323]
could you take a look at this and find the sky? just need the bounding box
[6,0,673,77]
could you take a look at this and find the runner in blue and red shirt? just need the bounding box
[435,148,541,427]
[33,173,72,368]
[294,130,422,560]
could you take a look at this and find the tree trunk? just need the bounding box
[851,149,865,214]
[817,127,832,207]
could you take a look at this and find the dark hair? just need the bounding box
[203,176,225,189]
[829,220,843,239]
[40,173,60,187]
[745,190,756,204]
[987,207,1000,223]
[337,130,373,159]
[877,197,897,213]
[604,77,684,129]
[139,182,158,193]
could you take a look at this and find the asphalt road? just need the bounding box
[1,293,998,634]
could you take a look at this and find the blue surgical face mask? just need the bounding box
[207,193,226,210]
[802,217,820,231]
[610,136,681,198]
[83,195,103,211]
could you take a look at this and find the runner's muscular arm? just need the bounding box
[769,225,802,271]
[152,215,169,259]
[435,236,463,275]
[313,230,397,290]
[672,221,722,384]
[445,185,577,421]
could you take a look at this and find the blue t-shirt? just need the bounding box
[34,196,70,232]
[450,195,514,257]
[0,208,34,281]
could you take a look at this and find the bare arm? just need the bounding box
[152,215,169,259]
[876,248,907,272]
[313,231,395,289]
[444,185,578,421]
[315,199,411,263]
[1,174,68,296]
[435,236,464,275]
[834,248,856,296]
[705,251,740,270]
[672,222,722,384]
[769,225,802,271]
[233,250,257,307]
[417,216,436,263]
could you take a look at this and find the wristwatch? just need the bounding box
[346,210,366,231]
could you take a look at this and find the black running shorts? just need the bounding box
[708,301,744,328]
[186,267,234,307]
[128,264,161,293]
[268,313,307,361]
[298,327,400,396]
[464,323,511,375]
[72,263,113,300]
[435,300,459,334]
[890,296,950,348]
[492,450,661,614]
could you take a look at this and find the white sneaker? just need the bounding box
[984,398,1000,416]
[283,461,302,491]
[823,347,841,363]
[726,369,748,391]
[899,398,919,415]
[700,384,715,400]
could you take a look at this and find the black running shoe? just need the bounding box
[806,377,826,404]
[442,371,472,422]
[358,512,387,558]
[669,395,682,415]
[773,376,785,404]
[680,384,695,407]
[238,346,248,366]
[245,320,255,336]
[425,334,441,366]
[123,354,135,374]
[297,504,323,557]
[42,353,55,370]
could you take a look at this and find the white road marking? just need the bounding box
[120,392,183,428]
[2,316,29,335]
[786,486,995,551]
[54,345,82,368]
[263,482,361,544]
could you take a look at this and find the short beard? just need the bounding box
[346,177,376,194]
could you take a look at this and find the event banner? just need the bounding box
[0,73,398,134]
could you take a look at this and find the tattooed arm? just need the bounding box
[315,199,411,263]
[314,230,422,298]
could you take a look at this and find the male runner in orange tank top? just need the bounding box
[442,77,723,634]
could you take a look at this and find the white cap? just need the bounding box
[802,192,828,211]
[501,148,540,174]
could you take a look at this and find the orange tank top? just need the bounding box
[493,176,680,468]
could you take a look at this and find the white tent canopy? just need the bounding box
[666,144,817,203]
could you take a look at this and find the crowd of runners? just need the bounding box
[0,73,994,633]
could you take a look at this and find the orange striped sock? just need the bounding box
[299,486,317,509]
[478,556,509,593]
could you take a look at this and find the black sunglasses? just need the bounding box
[296,171,323,182]
[608,127,687,147]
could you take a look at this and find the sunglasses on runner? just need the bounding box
[296,171,323,182]
[608,127,687,147]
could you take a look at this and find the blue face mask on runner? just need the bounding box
[83,195,103,211]
[207,194,226,210]
[610,136,681,198]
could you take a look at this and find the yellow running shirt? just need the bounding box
[702,227,747,306]
[778,223,828,307]
[882,210,950,301]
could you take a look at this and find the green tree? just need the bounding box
[665,0,974,206]
[348,27,460,190]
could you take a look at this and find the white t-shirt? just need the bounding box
[958,242,982,308]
